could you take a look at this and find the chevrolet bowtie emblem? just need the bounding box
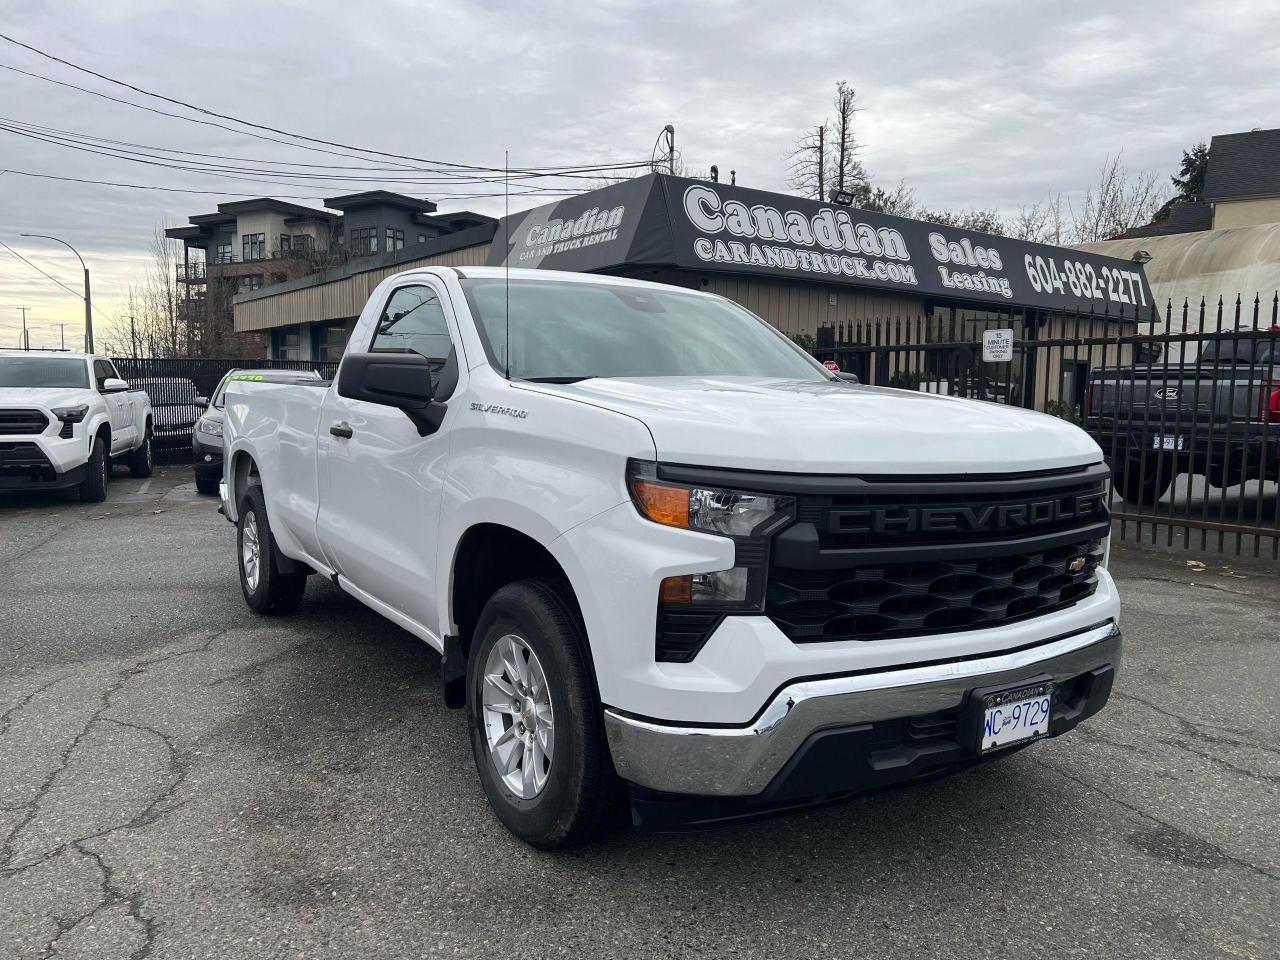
[1067,556,1088,573]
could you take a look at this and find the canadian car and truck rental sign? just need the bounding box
[489,174,1154,314]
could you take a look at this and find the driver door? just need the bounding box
[315,281,457,633]
[94,359,134,454]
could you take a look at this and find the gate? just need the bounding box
[813,297,1280,559]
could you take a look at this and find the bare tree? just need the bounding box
[1068,153,1170,243]
[857,180,919,217]
[918,207,1006,236]
[786,123,827,200]
[827,81,866,196]
[1008,195,1066,244]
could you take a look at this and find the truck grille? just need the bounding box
[0,409,50,435]
[767,538,1105,643]
[766,464,1111,646]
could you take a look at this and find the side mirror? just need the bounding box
[102,377,130,393]
[337,352,445,436]
[835,372,860,384]
[195,396,210,407]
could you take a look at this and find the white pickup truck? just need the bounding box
[0,351,153,502]
[221,267,1121,847]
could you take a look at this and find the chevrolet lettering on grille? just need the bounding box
[826,491,1108,537]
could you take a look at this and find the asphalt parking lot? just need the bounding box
[2,467,1278,959]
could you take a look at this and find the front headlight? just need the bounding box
[627,461,793,538]
[196,417,223,438]
[51,404,89,423]
[628,460,794,622]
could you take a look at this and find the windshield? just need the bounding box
[460,279,831,382]
[0,357,90,388]
[1199,335,1277,365]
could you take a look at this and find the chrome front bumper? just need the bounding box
[604,621,1121,797]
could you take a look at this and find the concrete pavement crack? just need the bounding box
[0,523,71,571]
[1,630,224,874]
[1031,755,1280,883]
[1115,691,1280,758]
[0,675,66,738]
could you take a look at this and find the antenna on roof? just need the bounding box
[504,148,511,382]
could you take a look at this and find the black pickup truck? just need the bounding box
[1084,328,1279,506]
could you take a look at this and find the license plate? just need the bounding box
[980,683,1053,753]
[1152,434,1184,451]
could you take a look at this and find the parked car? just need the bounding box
[220,267,1121,848]
[193,369,322,496]
[1085,327,1279,505]
[0,351,153,502]
[132,376,204,451]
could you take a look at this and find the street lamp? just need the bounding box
[19,234,92,352]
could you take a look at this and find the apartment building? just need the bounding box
[166,190,494,355]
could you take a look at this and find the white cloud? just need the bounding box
[1,0,1277,343]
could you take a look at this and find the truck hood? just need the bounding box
[521,377,1102,474]
[0,387,93,409]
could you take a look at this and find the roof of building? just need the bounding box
[416,210,498,230]
[323,190,439,213]
[1203,128,1280,201]
[1122,199,1214,238]
[1073,221,1280,310]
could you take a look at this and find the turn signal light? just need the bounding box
[629,478,690,528]
[659,575,693,603]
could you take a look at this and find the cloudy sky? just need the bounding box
[1,0,1277,348]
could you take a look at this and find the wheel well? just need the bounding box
[229,451,259,509]
[94,423,111,450]
[450,522,582,662]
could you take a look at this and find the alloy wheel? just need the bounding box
[480,633,555,799]
[241,512,261,591]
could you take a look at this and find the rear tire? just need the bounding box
[78,437,109,503]
[465,579,626,849]
[195,474,220,496]
[1115,457,1173,507]
[127,429,154,478]
[237,484,307,615]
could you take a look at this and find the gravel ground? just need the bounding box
[1,466,1277,959]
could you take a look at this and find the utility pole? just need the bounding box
[16,306,30,350]
[663,124,676,175]
[59,323,65,350]
[129,315,138,360]
[19,234,92,352]
[817,126,825,200]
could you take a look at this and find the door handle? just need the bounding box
[329,421,353,439]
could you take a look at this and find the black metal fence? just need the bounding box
[813,296,1280,559]
[112,357,337,459]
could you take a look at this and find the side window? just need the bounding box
[93,360,112,390]
[370,285,452,369]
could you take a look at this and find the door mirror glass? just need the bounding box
[102,377,130,393]
[195,396,210,407]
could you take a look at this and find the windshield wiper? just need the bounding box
[522,376,596,384]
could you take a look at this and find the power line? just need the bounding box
[0,125,584,198]
[0,116,618,186]
[0,239,114,324]
[0,36,651,180]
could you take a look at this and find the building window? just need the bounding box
[293,234,314,253]
[385,228,405,252]
[242,233,266,261]
[349,227,378,257]
[239,275,264,293]
[214,243,232,264]
[416,233,427,244]
[278,329,303,361]
[319,322,350,362]
[279,235,291,255]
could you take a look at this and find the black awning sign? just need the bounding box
[488,174,1154,314]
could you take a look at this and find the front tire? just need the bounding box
[237,484,307,614]
[127,429,154,478]
[78,437,109,503]
[465,580,625,849]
